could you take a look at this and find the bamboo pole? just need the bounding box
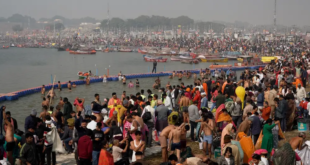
[48,75,56,110]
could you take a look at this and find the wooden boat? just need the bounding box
[2,46,9,49]
[69,50,96,54]
[201,58,228,62]
[170,56,182,61]
[77,71,93,79]
[103,48,109,52]
[119,49,132,52]
[261,56,277,63]
[181,60,199,64]
[138,49,148,54]
[144,58,167,62]
[143,55,163,59]
[209,65,232,69]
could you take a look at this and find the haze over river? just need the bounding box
[0,48,235,130]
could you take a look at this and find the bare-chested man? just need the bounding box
[41,85,46,95]
[4,117,14,165]
[39,105,50,122]
[159,125,177,162]
[290,132,308,150]
[131,112,144,130]
[180,93,190,110]
[58,97,64,108]
[168,124,189,161]
[42,97,49,107]
[172,71,176,78]
[46,88,56,99]
[178,72,183,81]
[67,80,72,91]
[86,76,90,85]
[199,114,214,158]
[57,81,62,91]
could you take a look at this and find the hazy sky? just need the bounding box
[0,0,309,26]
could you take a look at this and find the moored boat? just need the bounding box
[138,49,148,54]
[170,56,182,61]
[201,58,228,62]
[144,58,167,62]
[261,56,277,63]
[181,59,199,64]
[143,55,163,59]
[69,50,96,55]
[2,46,9,49]
[119,48,132,52]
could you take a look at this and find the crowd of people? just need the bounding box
[0,52,310,165]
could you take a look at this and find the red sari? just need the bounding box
[98,149,114,165]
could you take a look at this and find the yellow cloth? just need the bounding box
[238,132,254,163]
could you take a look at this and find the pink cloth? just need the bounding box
[123,121,131,138]
[128,83,134,88]
[73,99,84,109]
[254,149,268,155]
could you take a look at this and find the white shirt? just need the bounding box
[87,120,97,130]
[297,87,307,102]
[164,96,173,110]
[225,158,230,165]
[142,105,155,122]
[261,157,269,165]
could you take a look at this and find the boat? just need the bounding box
[2,46,9,49]
[170,56,182,61]
[95,47,103,51]
[69,50,96,55]
[209,65,232,69]
[10,43,16,47]
[222,55,238,60]
[261,56,277,63]
[181,60,199,64]
[201,58,228,62]
[144,58,167,62]
[119,48,132,52]
[143,55,163,59]
[103,48,109,52]
[138,49,148,54]
[77,71,93,79]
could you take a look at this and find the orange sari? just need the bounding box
[98,149,114,165]
[238,132,254,163]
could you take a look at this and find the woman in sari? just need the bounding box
[98,140,114,165]
[221,123,234,149]
[237,132,255,163]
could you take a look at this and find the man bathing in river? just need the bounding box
[41,85,45,95]
[67,80,72,91]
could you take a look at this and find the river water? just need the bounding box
[0,48,237,130]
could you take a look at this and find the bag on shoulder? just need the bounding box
[142,108,152,122]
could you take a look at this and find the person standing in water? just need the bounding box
[152,61,157,73]
[57,81,62,91]
[67,81,72,91]
[41,85,46,95]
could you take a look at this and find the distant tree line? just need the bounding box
[100,15,226,33]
